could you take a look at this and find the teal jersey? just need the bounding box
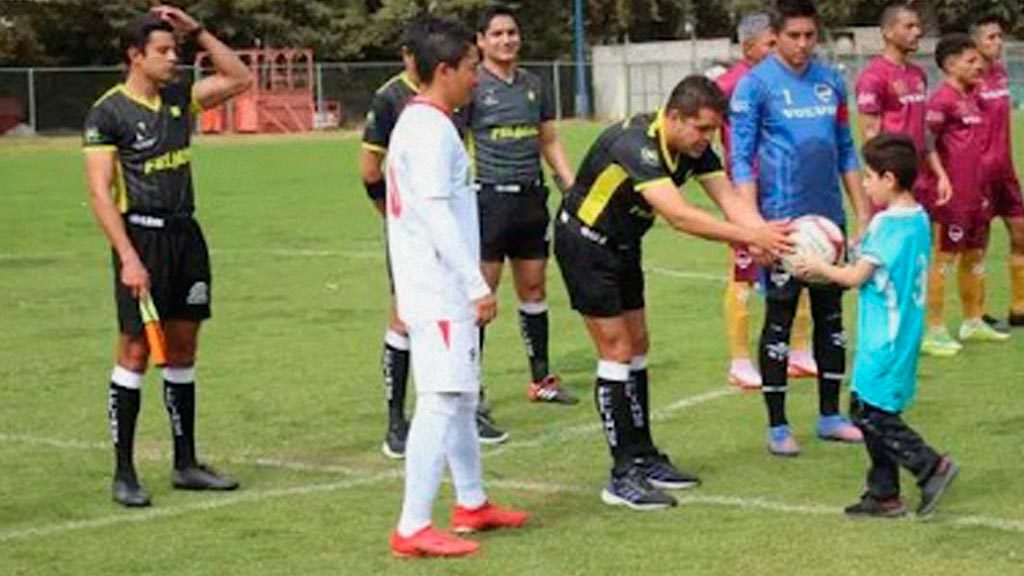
[851,205,931,413]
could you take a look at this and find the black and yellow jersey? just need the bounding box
[83,82,198,216]
[561,110,725,245]
[465,66,554,185]
[361,72,419,154]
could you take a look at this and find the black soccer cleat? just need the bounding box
[918,456,959,517]
[476,410,509,445]
[172,463,240,491]
[843,492,907,519]
[112,477,152,508]
[982,314,1012,334]
[381,419,409,460]
[600,466,677,511]
[636,453,701,490]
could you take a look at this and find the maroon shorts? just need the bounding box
[935,217,990,252]
[988,169,1024,219]
[731,244,758,283]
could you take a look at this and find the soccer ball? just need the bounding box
[780,215,845,284]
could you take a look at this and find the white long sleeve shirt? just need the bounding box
[386,98,490,327]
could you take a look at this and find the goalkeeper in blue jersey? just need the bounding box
[730,0,871,456]
[795,134,959,519]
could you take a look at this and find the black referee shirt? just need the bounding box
[562,110,725,245]
[83,83,198,216]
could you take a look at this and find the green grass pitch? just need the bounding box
[1,117,1023,575]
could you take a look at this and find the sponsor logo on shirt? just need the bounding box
[482,90,499,107]
[780,105,838,120]
[813,83,834,103]
[978,88,1010,101]
[640,147,660,167]
[133,121,157,150]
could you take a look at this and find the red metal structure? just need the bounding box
[196,48,315,134]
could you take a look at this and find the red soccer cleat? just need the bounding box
[389,525,479,558]
[451,501,529,533]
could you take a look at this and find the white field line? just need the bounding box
[0,471,399,544]
[484,387,738,457]
[4,431,1024,537]
[645,266,727,283]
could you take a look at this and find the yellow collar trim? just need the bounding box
[647,109,679,173]
[400,73,421,94]
[119,83,161,112]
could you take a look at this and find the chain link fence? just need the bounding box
[0,48,1020,136]
[0,61,594,136]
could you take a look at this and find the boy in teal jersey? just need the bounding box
[796,134,959,519]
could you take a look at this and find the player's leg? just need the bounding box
[161,220,237,491]
[382,299,411,459]
[724,246,761,389]
[110,332,150,507]
[162,320,238,490]
[475,189,510,443]
[958,219,1009,342]
[808,284,862,444]
[845,395,907,518]
[382,235,412,459]
[759,266,801,456]
[108,233,153,507]
[585,314,675,510]
[788,289,818,378]
[923,224,961,356]
[623,308,700,491]
[1007,215,1024,325]
[512,257,576,404]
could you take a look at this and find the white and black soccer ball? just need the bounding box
[781,215,845,284]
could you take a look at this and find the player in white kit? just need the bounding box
[386,16,528,559]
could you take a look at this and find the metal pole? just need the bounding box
[316,63,324,129]
[27,68,36,134]
[552,60,562,120]
[573,0,590,117]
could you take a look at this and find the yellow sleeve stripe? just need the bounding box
[634,177,673,192]
[83,145,117,152]
[190,86,203,114]
[361,142,387,154]
[696,170,727,183]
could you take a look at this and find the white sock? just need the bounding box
[397,392,455,537]
[447,392,486,509]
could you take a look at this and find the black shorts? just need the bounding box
[478,184,551,262]
[113,214,212,336]
[553,218,644,318]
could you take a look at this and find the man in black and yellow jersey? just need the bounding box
[360,19,423,461]
[553,76,791,510]
[465,5,578,443]
[83,6,252,507]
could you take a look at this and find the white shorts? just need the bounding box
[409,319,480,394]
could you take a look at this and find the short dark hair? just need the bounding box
[401,14,430,49]
[970,13,1006,34]
[121,13,175,65]
[862,133,919,191]
[407,16,476,85]
[880,2,917,29]
[665,75,728,118]
[935,33,976,71]
[478,4,520,34]
[770,0,819,31]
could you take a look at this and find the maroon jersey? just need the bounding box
[716,59,753,174]
[976,61,1014,178]
[855,56,928,155]
[926,81,991,249]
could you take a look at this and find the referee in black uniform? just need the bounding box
[83,6,252,507]
[553,76,791,510]
[360,21,423,461]
[467,6,578,439]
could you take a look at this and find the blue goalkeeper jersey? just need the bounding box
[729,54,860,227]
[852,206,931,413]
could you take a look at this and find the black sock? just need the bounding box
[518,305,550,382]
[108,383,140,482]
[382,340,410,426]
[764,391,788,428]
[627,367,656,456]
[760,298,794,428]
[163,381,196,471]
[595,376,634,474]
